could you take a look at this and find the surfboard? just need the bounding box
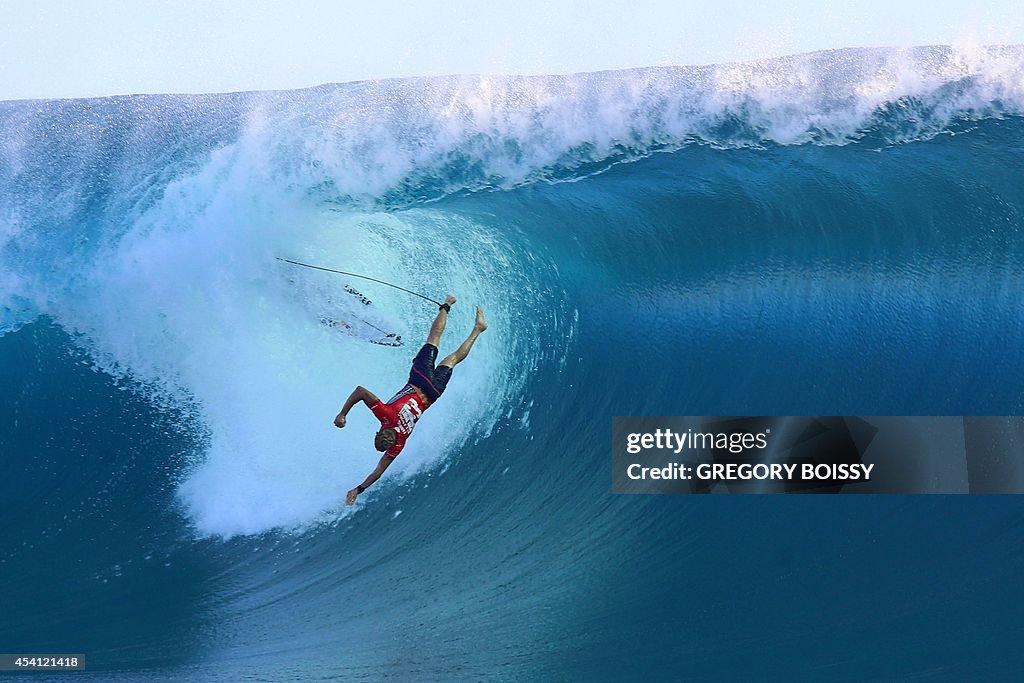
[282,259,405,347]
[319,286,404,347]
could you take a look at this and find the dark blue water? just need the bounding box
[3,47,1024,680]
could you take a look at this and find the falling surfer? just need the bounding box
[334,295,488,505]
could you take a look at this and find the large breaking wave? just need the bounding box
[3,45,1024,678]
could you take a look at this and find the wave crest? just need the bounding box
[239,44,1024,204]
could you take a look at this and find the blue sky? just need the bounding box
[2,0,1023,100]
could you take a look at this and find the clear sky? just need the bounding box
[1,0,1023,100]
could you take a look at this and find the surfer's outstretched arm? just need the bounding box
[346,455,395,505]
[426,294,457,346]
[335,386,380,428]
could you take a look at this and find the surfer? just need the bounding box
[334,295,488,504]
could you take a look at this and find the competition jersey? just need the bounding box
[370,385,430,457]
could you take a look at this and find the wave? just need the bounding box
[3,45,1024,677]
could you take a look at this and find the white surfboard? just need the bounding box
[320,286,404,347]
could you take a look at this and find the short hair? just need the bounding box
[374,428,397,452]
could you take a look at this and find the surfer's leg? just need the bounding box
[425,306,448,347]
[440,307,487,368]
[426,295,457,346]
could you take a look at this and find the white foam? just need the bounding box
[231,44,1024,202]
[3,98,559,536]
[75,141,553,534]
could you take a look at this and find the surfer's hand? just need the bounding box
[346,488,360,505]
[444,294,456,306]
[334,413,347,428]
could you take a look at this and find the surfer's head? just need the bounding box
[374,428,397,452]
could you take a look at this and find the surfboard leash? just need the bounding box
[276,257,444,307]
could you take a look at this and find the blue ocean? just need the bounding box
[3,46,1024,680]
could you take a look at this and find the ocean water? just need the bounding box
[3,45,1024,680]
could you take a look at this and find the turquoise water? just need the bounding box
[3,46,1024,679]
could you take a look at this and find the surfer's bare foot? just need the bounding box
[474,307,488,332]
[444,294,457,306]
